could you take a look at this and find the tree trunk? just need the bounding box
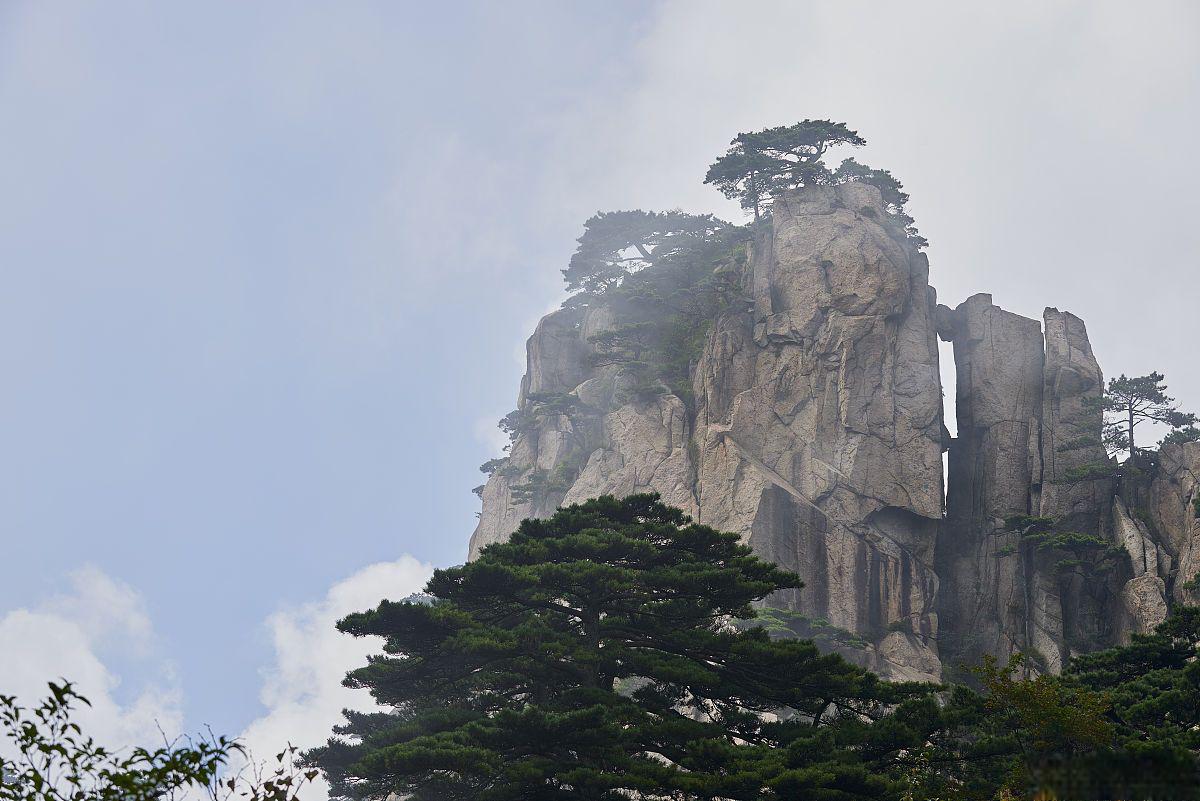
[751,171,761,222]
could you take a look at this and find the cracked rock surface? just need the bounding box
[467,182,1199,679]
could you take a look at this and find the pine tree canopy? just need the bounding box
[305,494,939,801]
[1094,371,1197,457]
[703,119,865,220]
[561,210,725,297]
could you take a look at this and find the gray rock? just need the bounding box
[693,183,945,680]
[936,294,1048,669]
[1117,574,1169,640]
[467,181,1200,680]
[1150,442,1200,603]
[1039,308,1113,531]
[522,308,586,401]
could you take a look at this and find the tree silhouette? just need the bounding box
[1095,372,1196,458]
[704,120,865,220]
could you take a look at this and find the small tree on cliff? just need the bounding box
[305,494,939,801]
[704,120,865,221]
[1095,371,1197,459]
[561,210,724,296]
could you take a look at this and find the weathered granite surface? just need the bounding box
[468,182,1198,678]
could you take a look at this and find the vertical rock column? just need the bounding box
[1039,309,1113,530]
[1039,309,1124,651]
[1152,442,1200,605]
[936,295,1062,672]
[694,182,946,682]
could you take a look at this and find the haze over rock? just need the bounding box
[469,183,1200,680]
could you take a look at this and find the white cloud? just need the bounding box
[236,556,434,799]
[0,557,434,799]
[0,567,181,753]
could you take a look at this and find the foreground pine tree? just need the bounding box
[305,494,939,801]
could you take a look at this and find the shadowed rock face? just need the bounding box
[468,182,1199,680]
[937,294,1052,670]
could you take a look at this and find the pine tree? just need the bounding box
[1058,607,1200,797]
[704,120,865,221]
[561,210,724,297]
[305,494,937,801]
[1096,371,1197,458]
[923,608,1200,799]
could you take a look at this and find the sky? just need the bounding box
[1,0,1197,794]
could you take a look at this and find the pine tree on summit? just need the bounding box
[704,119,865,221]
[305,494,939,801]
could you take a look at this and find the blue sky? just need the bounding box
[2,0,1198,784]
[0,0,651,738]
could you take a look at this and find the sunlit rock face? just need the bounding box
[470,183,944,681]
[692,183,945,681]
[468,182,1200,680]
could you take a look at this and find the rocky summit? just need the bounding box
[469,182,1200,682]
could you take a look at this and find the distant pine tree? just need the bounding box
[1093,371,1197,458]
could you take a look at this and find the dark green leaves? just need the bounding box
[307,494,933,801]
[0,683,316,801]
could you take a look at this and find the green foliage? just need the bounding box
[496,409,524,443]
[497,393,584,444]
[1052,461,1117,484]
[584,228,750,408]
[561,210,725,296]
[1182,572,1200,592]
[306,494,942,801]
[704,120,865,220]
[1194,494,1200,519]
[1001,515,1123,577]
[1054,435,1102,453]
[702,121,926,247]
[1164,424,1200,447]
[305,492,1200,799]
[478,458,509,476]
[747,605,871,650]
[919,611,1200,798]
[1092,371,1198,459]
[1055,607,1200,797]
[0,683,315,801]
[972,654,1113,796]
[507,458,584,505]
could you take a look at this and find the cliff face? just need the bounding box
[936,295,1054,670]
[469,182,1200,679]
[691,184,945,681]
